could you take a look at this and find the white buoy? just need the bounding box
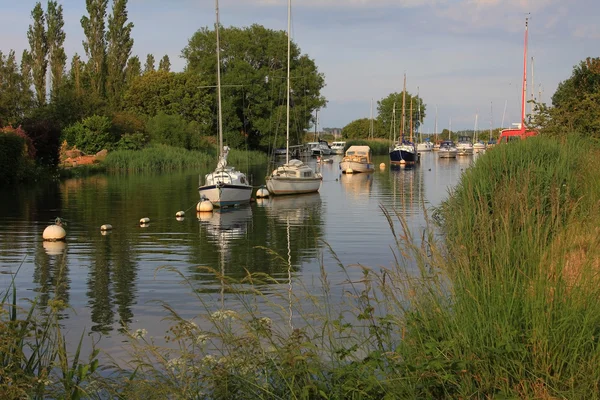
[345,168,354,174]
[43,224,66,241]
[176,216,185,222]
[197,212,212,222]
[379,162,386,169]
[139,217,150,225]
[256,187,269,198]
[101,230,112,236]
[400,159,406,165]
[43,240,66,255]
[100,224,113,231]
[197,200,213,212]
[176,211,185,217]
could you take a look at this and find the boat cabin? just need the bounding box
[497,127,538,144]
[272,159,315,178]
[343,145,372,163]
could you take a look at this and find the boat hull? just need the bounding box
[390,149,418,165]
[416,143,433,152]
[340,161,374,173]
[457,147,474,156]
[438,150,457,158]
[198,184,253,207]
[266,177,322,195]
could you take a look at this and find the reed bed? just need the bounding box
[343,139,392,155]
[5,134,600,398]
[103,144,268,173]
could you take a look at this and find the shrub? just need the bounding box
[0,130,30,184]
[146,112,190,149]
[61,115,116,154]
[116,132,148,151]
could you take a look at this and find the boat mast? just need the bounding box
[417,86,421,143]
[409,97,413,143]
[489,101,493,141]
[401,73,406,141]
[215,0,224,158]
[520,16,529,133]
[474,110,478,142]
[369,98,374,140]
[435,105,438,141]
[531,56,535,116]
[391,102,396,144]
[285,0,291,164]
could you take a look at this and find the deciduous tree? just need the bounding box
[106,0,133,109]
[81,0,108,97]
[27,2,47,106]
[46,0,67,97]
[158,55,171,72]
[143,54,155,74]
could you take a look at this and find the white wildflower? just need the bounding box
[166,357,185,371]
[211,309,239,321]
[202,354,216,366]
[133,328,147,339]
[195,334,209,345]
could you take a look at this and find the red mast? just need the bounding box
[498,15,537,143]
[519,16,528,134]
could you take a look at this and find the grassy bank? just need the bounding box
[4,135,600,398]
[103,144,268,173]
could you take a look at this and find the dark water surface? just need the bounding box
[0,152,473,357]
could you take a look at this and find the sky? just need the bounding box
[0,0,597,132]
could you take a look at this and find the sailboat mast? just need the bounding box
[520,16,529,132]
[531,56,535,116]
[490,101,493,141]
[285,0,291,164]
[401,74,406,141]
[474,110,478,142]
[215,0,224,157]
[417,86,421,143]
[392,102,396,144]
[369,98,373,140]
[409,97,413,142]
[435,105,438,141]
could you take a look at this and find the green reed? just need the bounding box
[343,139,392,155]
[103,144,268,173]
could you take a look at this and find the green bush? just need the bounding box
[146,112,190,149]
[116,132,148,150]
[61,115,116,154]
[0,130,36,185]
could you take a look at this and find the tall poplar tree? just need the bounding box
[46,0,67,97]
[81,0,108,97]
[0,51,23,124]
[125,55,141,86]
[158,55,171,72]
[143,54,155,74]
[106,0,133,109]
[20,50,34,111]
[27,2,48,106]
[69,53,84,96]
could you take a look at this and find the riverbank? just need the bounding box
[2,134,599,399]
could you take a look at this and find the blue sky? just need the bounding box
[0,0,597,131]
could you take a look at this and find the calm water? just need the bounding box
[0,152,473,356]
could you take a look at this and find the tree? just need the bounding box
[27,2,47,106]
[19,50,34,111]
[46,0,67,98]
[0,51,23,125]
[158,55,171,72]
[69,53,84,96]
[182,24,326,150]
[125,55,141,86]
[106,0,134,109]
[81,0,108,97]
[534,58,600,139]
[123,70,212,128]
[143,54,155,74]
[377,91,426,141]
[341,118,374,139]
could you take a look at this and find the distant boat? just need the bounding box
[438,140,458,158]
[330,141,346,154]
[456,136,474,156]
[265,0,322,196]
[415,87,432,152]
[472,111,486,153]
[498,16,538,143]
[390,74,418,165]
[198,0,252,207]
[340,145,374,173]
[308,140,332,156]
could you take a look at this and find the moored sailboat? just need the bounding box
[198,0,252,207]
[390,74,418,166]
[265,0,322,196]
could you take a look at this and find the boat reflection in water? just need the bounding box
[340,171,373,198]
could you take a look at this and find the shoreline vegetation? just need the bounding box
[2,134,600,398]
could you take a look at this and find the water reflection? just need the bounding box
[340,172,373,197]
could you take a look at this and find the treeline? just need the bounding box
[0,0,326,182]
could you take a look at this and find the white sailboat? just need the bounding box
[198,0,252,207]
[473,110,486,153]
[265,0,322,196]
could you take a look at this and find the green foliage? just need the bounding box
[377,91,426,139]
[343,138,391,155]
[46,1,67,97]
[535,58,600,140]
[106,0,134,109]
[146,112,191,149]
[0,129,34,185]
[116,132,147,150]
[27,2,47,106]
[80,0,108,97]
[61,115,115,154]
[341,118,384,139]
[183,24,326,150]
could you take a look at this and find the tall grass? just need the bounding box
[103,144,268,173]
[343,139,392,155]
